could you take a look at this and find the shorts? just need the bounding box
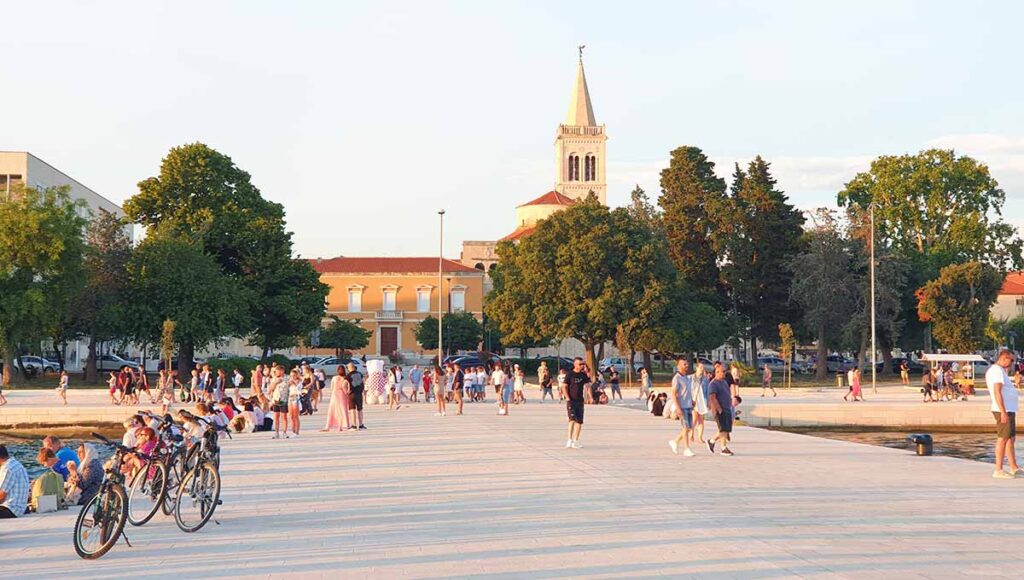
[567,400,585,424]
[715,410,734,434]
[994,411,1017,439]
[271,402,288,413]
[680,409,694,429]
[611,384,621,394]
[502,387,513,404]
[350,389,364,411]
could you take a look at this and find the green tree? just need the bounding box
[125,143,326,362]
[319,316,372,358]
[414,312,483,355]
[916,261,1003,353]
[658,146,730,296]
[69,211,133,381]
[487,197,674,371]
[724,156,806,362]
[838,149,1022,351]
[789,210,857,380]
[0,185,87,385]
[125,229,249,373]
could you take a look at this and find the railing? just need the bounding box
[375,310,404,321]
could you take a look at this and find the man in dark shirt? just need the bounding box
[562,357,590,449]
[708,363,734,456]
[452,363,465,416]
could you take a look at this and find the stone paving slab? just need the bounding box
[2,397,1024,578]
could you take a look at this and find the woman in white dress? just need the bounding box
[691,364,709,444]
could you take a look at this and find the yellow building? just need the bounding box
[309,257,486,357]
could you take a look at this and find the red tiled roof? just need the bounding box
[500,225,536,242]
[516,190,576,208]
[1001,272,1024,295]
[309,257,480,274]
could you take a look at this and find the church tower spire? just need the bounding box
[554,46,607,205]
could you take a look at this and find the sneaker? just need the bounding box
[566,439,573,448]
[668,440,679,455]
[272,433,279,439]
[993,469,1015,479]
[434,412,442,417]
[571,441,583,449]
[707,440,716,454]
[292,433,299,438]
[682,448,695,457]
[358,425,367,430]
[721,448,734,456]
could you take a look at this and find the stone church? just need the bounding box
[460,52,607,271]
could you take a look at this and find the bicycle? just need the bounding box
[72,433,140,559]
[140,411,190,517]
[174,412,229,533]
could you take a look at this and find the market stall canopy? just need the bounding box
[920,354,987,363]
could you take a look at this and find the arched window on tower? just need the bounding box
[586,155,597,182]
[568,154,580,181]
[583,154,592,181]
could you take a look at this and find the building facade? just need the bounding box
[310,257,486,357]
[0,151,128,232]
[992,272,1024,322]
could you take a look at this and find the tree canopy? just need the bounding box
[414,312,483,354]
[319,316,372,358]
[916,261,1003,353]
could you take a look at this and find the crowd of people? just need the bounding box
[0,436,102,519]
[647,360,742,457]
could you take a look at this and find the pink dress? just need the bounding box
[325,376,351,431]
[851,374,862,397]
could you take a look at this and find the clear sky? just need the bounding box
[4,1,1022,258]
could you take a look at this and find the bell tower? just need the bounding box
[554,46,607,204]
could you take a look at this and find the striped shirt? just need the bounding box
[1,457,30,517]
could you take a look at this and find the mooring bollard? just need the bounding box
[907,434,933,456]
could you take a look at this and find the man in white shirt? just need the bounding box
[986,349,1020,479]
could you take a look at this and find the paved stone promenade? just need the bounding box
[3,397,1024,579]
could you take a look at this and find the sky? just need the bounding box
[4,1,1023,259]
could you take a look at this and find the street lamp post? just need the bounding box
[438,210,445,368]
[869,203,878,395]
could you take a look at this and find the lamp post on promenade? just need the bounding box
[870,202,878,394]
[438,210,445,368]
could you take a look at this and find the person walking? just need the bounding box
[409,365,422,403]
[900,360,910,385]
[423,367,433,404]
[492,364,508,416]
[387,366,401,410]
[608,368,622,403]
[433,365,447,416]
[322,366,352,432]
[761,363,777,397]
[452,362,465,415]
[136,368,153,404]
[707,363,735,456]
[540,365,554,402]
[987,349,1020,479]
[512,366,525,405]
[269,366,289,439]
[287,369,303,437]
[922,369,936,402]
[638,367,652,400]
[850,368,864,402]
[562,358,590,449]
[232,368,244,402]
[691,363,709,444]
[56,370,69,405]
[347,362,366,430]
[668,358,695,456]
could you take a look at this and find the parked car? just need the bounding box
[93,354,140,372]
[756,356,787,373]
[18,356,60,374]
[810,355,856,373]
[293,355,329,366]
[599,357,644,374]
[310,357,366,377]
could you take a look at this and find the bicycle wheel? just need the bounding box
[162,451,184,516]
[127,460,166,526]
[174,461,221,533]
[73,485,127,560]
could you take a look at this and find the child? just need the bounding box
[56,370,69,405]
[108,371,119,405]
[513,368,526,405]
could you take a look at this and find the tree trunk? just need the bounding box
[178,340,195,380]
[749,333,757,365]
[597,342,605,365]
[54,339,66,373]
[880,336,894,375]
[815,326,829,381]
[856,333,867,371]
[642,350,652,373]
[86,338,98,383]
[2,348,13,386]
[627,347,636,386]
[584,341,597,375]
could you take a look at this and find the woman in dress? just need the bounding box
[850,367,864,402]
[323,366,352,432]
[287,369,303,436]
[433,366,447,416]
[513,367,526,404]
[691,364,710,444]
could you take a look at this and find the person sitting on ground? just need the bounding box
[121,414,144,448]
[29,448,65,512]
[178,409,208,446]
[230,405,257,433]
[41,435,79,482]
[66,442,103,506]
[0,445,29,518]
[123,427,157,479]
